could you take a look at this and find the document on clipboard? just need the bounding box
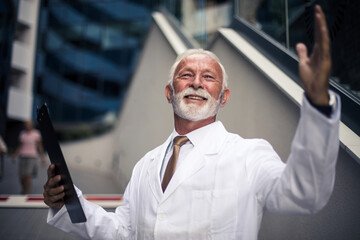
[37,103,87,223]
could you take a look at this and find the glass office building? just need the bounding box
[34,0,163,139]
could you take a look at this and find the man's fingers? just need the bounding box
[296,43,308,63]
[44,164,65,209]
[45,184,64,196]
[45,174,62,189]
[43,184,65,209]
[46,164,62,189]
[43,188,65,202]
[314,5,330,57]
[47,164,56,179]
[43,193,65,209]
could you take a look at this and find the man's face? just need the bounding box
[166,53,229,121]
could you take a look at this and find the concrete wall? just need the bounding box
[60,131,115,175]
[210,34,360,240]
[112,22,177,191]
[210,37,299,161]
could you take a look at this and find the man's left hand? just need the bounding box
[296,5,331,105]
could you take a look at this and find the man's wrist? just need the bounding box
[306,92,336,117]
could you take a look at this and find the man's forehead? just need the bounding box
[175,53,221,73]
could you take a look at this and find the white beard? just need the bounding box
[171,88,222,121]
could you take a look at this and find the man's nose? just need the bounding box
[190,74,203,89]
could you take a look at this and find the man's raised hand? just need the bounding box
[296,5,331,105]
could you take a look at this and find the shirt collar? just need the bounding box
[171,121,222,148]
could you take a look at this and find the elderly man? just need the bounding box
[44,5,340,240]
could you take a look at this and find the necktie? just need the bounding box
[162,136,189,192]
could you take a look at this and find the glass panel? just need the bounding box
[165,0,233,48]
[287,0,360,98]
[236,0,287,46]
[234,0,359,99]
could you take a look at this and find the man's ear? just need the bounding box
[165,84,172,103]
[220,88,230,107]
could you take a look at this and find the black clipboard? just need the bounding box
[37,103,87,223]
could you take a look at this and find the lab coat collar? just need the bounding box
[161,121,229,202]
[147,121,229,203]
[167,120,227,154]
[186,120,227,155]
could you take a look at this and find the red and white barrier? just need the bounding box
[0,195,123,208]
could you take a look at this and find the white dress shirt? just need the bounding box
[160,125,220,182]
[159,131,192,182]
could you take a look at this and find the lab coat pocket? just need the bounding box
[189,190,212,237]
[210,189,237,238]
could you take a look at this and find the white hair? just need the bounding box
[167,49,228,90]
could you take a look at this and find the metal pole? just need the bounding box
[285,0,290,49]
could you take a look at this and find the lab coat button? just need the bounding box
[158,213,166,221]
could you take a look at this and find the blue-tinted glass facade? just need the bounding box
[34,0,162,131]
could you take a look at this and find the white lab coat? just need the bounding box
[48,94,341,240]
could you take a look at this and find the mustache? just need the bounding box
[174,88,212,100]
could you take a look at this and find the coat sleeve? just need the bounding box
[46,185,131,239]
[252,91,341,214]
[46,157,148,240]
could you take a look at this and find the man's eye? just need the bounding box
[181,74,192,78]
[204,75,214,79]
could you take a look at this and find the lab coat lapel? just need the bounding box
[147,136,172,203]
[161,147,206,201]
[161,121,228,202]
